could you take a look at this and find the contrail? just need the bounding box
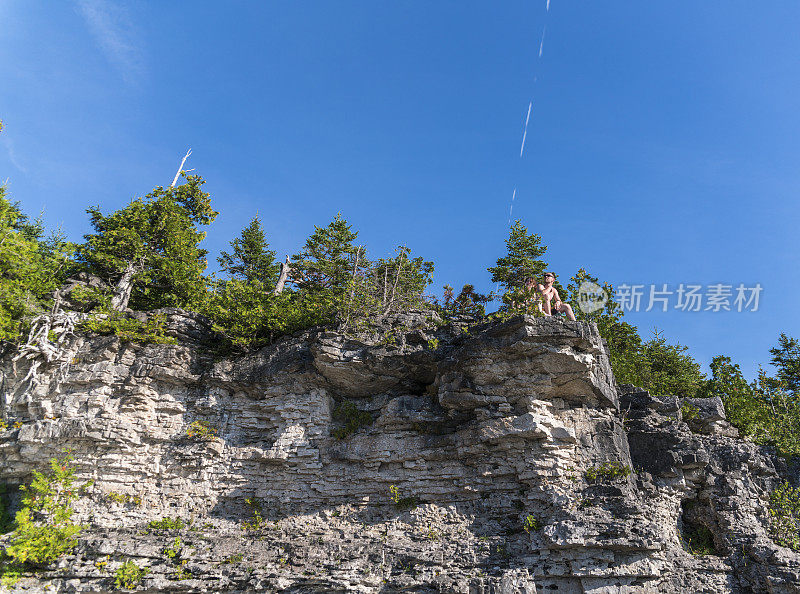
[508,188,516,224]
[519,102,532,157]
[546,0,550,11]
[539,27,546,57]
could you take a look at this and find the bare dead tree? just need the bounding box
[384,256,404,315]
[273,255,291,295]
[171,149,193,188]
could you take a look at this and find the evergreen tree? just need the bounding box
[0,189,74,341]
[769,334,800,394]
[373,246,435,315]
[217,216,279,286]
[291,213,360,294]
[488,220,549,294]
[78,174,217,311]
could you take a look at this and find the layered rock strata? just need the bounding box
[0,311,797,593]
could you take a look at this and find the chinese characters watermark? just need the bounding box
[577,283,762,314]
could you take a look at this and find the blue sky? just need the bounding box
[1,1,798,379]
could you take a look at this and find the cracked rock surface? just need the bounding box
[1,311,798,592]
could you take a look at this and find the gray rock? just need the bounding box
[0,311,797,592]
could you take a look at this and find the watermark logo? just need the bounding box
[578,281,608,314]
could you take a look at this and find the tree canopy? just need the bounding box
[77,174,217,311]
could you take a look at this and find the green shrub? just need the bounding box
[68,285,111,311]
[185,420,218,441]
[585,461,632,482]
[147,517,185,531]
[241,498,266,531]
[106,492,141,506]
[523,515,541,533]
[681,401,700,423]
[389,485,417,511]
[3,454,89,566]
[0,565,22,588]
[681,523,716,556]
[114,560,149,589]
[701,357,800,458]
[80,312,177,345]
[332,400,372,440]
[768,481,800,551]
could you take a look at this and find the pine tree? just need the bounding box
[0,189,74,340]
[290,213,360,294]
[769,334,800,394]
[78,174,217,311]
[488,220,549,294]
[218,217,279,287]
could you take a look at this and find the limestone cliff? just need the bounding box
[1,311,798,593]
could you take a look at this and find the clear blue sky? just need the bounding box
[2,1,798,379]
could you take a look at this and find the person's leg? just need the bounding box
[555,302,576,321]
[542,297,552,316]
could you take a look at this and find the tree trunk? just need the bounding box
[171,149,192,188]
[273,256,291,295]
[111,264,136,311]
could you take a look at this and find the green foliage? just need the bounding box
[389,485,417,511]
[80,312,177,345]
[3,455,89,567]
[199,280,327,350]
[585,462,632,482]
[371,246,435,318]
[220,553,244,564]
[105,492,141,506]
[68,285,112,311]
[488,220,548,298]
[163,535,191,578]
[114,559,149,589]
[426,337,439,350]
[523,515,541,533]
[185,420,218,441]
[332,401,372,439]
[291,213,361,295]
[241,498,266,531]
[78,174,218,311]
[768,481,800,551]
[0,189,75,341]
[218,216,280,286]
[0,564,21,589]
[440,284,493,317]
[609,327,704,399]
[147,517,185,531]
[202,214,433,348]
[681,523,716,556]
[163,536,182,561]
[700,355,800,457]
[681,401,700,423]
[769,334,800,394]
[565,268,622,327]
[563,269,706,399]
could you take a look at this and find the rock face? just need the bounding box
[0,311,798,592]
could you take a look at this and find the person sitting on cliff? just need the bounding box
[530,272,576,321]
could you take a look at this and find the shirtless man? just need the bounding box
[530,272,576,321]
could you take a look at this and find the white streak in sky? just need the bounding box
[508,187,516,224]
[546,0,550,11]
[539,27,546,58]
[75,0,143,85]
[519,102,532,157]
[2,135,27,174]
